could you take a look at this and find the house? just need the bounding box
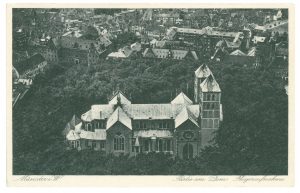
[28,38,60,64]
[265,20,288,35]
[106,42,141,59]
[59,30,112,65]
[142,48,198,60]
[273,41,288,80]
[163,26,243,58]
[275,41,288,59]
[154,13,180,25]
[13,28,28,49]
[222,49,255,66]
[14,53,47,81]
[64,64,222,159]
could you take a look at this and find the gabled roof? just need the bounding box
[247,47,256,56]
[191,51,199,60]
[122,104,184,120]
[230,49,247,56]
[80,129,106,140]
[107,51,127,58]
[195,64,212,79]
[98,36,112,47]
[47,38,59,50]
[155,40,166,48]
[63,114,81,136]
[225,39,241,49]
[164,27,177,40]
[122,46,133,57]
[66,130,80,141]
[142,48,156,58]
[175,106,199,128]
[82,110,93,122]
[216,39,226,48]
[200,74,221,92]
[184,50,199,60]
[68,114,81,128]
[171,92,193,105]
[109,91,131,105]
[143,48,198,60]
[106,107,132,130]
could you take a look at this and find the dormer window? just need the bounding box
[86,123,92,131]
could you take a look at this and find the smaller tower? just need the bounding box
[198,72,222,147]
[194,64,212,103]
[199,74,222,129]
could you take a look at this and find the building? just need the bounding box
[59,30,112,66]
[273,41,288,80]
[106,42,141,59]
[14,53,47,81]
[142,48,198,60]
[163,26,243,59]
[13,28,28,50]
[64,64,222,159]
[28,38,59,64]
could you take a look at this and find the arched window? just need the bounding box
[114,135,125,151]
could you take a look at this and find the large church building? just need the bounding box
[64,64,222,159]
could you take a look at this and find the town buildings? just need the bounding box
[59,30,112,66]
[64,64,222,159]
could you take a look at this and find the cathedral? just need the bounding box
[64,64,222,159]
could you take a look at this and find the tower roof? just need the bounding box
[195,64,212,79]
[200,74,221,92]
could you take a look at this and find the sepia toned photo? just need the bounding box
[6,3,294,186]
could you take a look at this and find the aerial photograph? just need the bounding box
[12,8,288,175]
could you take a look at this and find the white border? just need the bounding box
[2,0,299,191]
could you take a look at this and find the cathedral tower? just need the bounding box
[194,64,223,147]
[194,64,212,103]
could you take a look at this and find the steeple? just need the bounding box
[194,63,212,103]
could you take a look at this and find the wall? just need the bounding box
[59,48,88,65]
[132,119,174,130]
[175,120,201,158]
[80,139,105,151]
[106,122,133,156]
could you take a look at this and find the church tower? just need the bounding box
[194,65,223,147]
[199,74,222,130]
[194,64,212,103]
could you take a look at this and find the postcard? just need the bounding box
[6,3,295,187]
